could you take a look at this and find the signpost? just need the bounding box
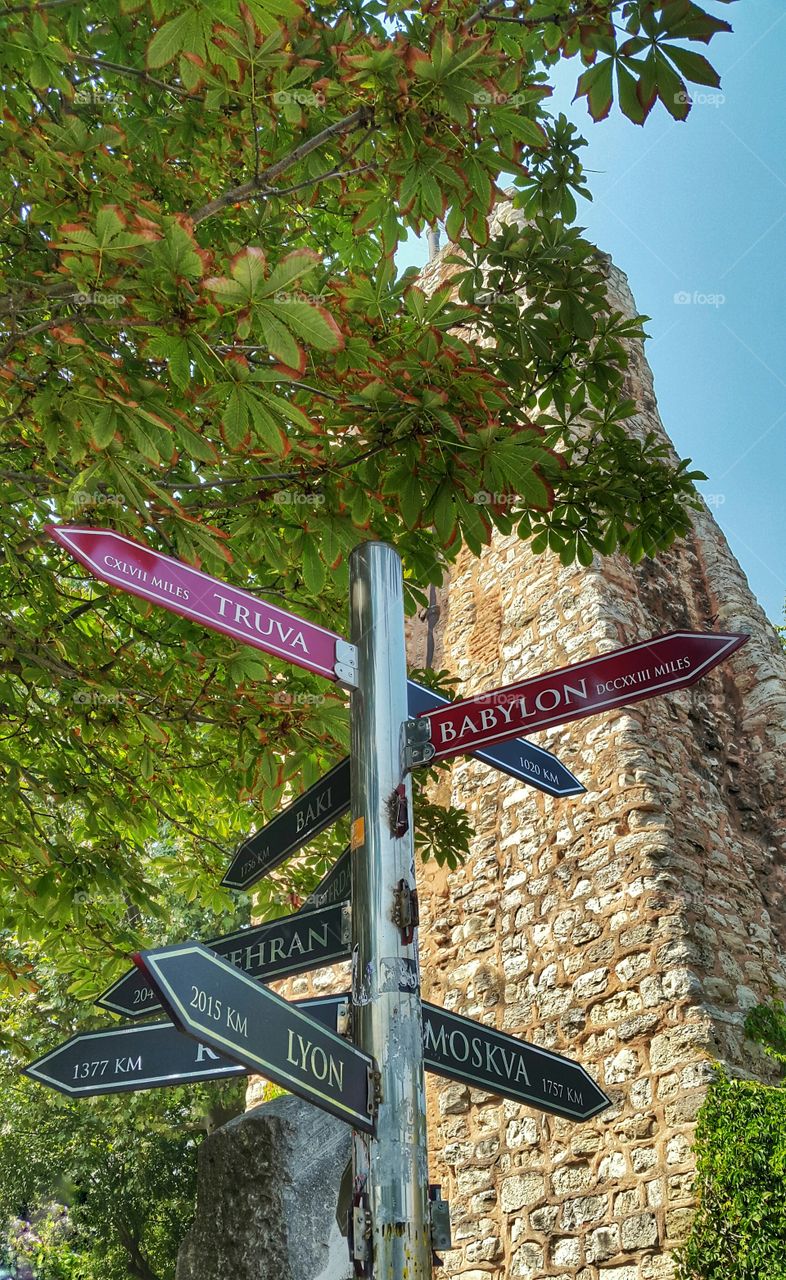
[135,941,376,1134]
[45,525,356,684]
[421,1003,609,1123]
[221,759,351,891]
[348,543,432,1280]
[415,631,748,763]
[24,996,349,1097]
[26,995,608,1124]
[97,901,350,1019]
[43,527,752,1280]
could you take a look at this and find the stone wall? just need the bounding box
[249,215,786,1280]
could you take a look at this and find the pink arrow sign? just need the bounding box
[46,525,347,682]
[418,631,748,762]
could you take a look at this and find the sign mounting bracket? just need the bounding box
[334,638,359,689]
[403,717,435,771]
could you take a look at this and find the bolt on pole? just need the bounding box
[349,541,433,1280]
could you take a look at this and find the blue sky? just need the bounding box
[400,2,786,624]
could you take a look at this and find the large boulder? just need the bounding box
[176,1095,352,1280]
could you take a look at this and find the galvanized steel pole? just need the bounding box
[349,542,432,1280]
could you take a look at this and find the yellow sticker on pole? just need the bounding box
[351,817,365,850]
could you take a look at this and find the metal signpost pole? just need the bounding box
[349,542,432,1280]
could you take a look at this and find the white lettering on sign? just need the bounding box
[72,1055,142,1081]
[227,1007,248,1037]
[295,788,333,834]
[286,1030,344,1090]
[150,574,190,601]
[653,657,691,678]
[104,555,148,582]
[423,1022,531,1087]
[212,592,310,654]
[438,679,591,746]
[224,922,331,976]
[195,1043,220,1063]
[595,667,652,696]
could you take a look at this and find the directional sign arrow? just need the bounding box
[299,845,352,915]
[135,942,375,1133]
[24,996,348,1098]
[406,678,583,797]
[417,631,748,764]
[46,525,354,684]
[421,1003,610,1122]
[97,900,350,1020]
[24,1020,246,1096]
[222,759,351,891]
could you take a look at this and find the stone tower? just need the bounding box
[235,205,786,1280]
[401,207,786,1280]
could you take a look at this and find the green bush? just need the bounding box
[676,1003,786,1280]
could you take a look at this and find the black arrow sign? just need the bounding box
[97,901,350,1020]
[222,759,351,891]
[24,996,349,1098]
[421,1003,610,1122]
[299,845,351,915]
[136,942,375,1133]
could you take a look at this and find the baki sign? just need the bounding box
[222,758,351,891]
[46,526,349,682]
[418,631,747,762]
[135,941,375,1133]
[97,900,349,1019]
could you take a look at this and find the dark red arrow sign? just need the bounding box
[46,525,348,682]
[418,631,747,762]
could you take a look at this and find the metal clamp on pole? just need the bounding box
[334,638,359,689]
[341,901,352,947]
[337,999,351,1039]
[429,1185,452,1265]
[403,717,436,770]
[393,879,419,945]
[348,1193,372,1276]
[367,1063,382,1117]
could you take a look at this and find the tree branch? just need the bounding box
[0,0,76,15]
[72,53,191,98]
[191,108,372,225]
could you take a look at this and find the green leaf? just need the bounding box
[222,388,249,448]
[301,538,325,594]
[147,12,194,69]
[661,43,722,87]
[271,301,344,352]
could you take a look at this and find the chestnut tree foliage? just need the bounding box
[0,0,734,1007]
